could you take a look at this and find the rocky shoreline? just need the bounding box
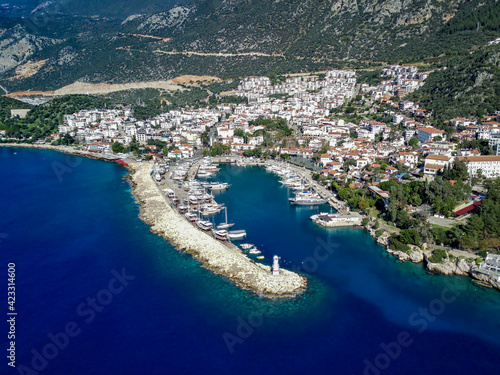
[366,223,500,292]
[128,161,307,299]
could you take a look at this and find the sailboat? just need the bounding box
[216,207,235,230]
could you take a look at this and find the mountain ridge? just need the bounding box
[0,0,499,91]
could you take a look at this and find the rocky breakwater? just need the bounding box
[129,162,307,298]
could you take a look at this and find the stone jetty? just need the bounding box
[129,161,307,298]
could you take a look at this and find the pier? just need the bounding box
[129,161,307,298]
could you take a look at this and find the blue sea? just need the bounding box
[1,147,500,375]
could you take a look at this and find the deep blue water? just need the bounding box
[1,148,500,375]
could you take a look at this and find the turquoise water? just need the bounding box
[1,148,500,375]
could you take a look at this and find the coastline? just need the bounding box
[128,161,307,298]
[365,208,500,292]
[1,144,307,298]
[231,156,500,293]
[3,143,497,293]
[0,142,122,163]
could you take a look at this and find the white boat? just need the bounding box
[209,182,231,191]
[196,220,213,231]
[184,213,198,222]
[212,229,229,241]
[198,204,223,216]
[217,207,235,229]
[280,177,301,186]
[240,243,254,250]
[164,188,175,198]
[197,171,213,178]
[289,192,327,205]
[228,230,246,240]
[249,248,261,254]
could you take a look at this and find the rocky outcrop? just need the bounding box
[471,272,500,290]
[129,162,307,298]
[424,255,475,276]
[0,24,61,75]
[385,245,424,263]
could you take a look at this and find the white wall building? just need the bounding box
[457,156,500,178]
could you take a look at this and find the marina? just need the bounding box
[130,159,306,298]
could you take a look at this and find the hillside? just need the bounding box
[1,1,193,18]
[0,97,31,126]
[0,0,499,92]
[410,44,500,122]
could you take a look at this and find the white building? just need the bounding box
[418,127,445,143]
[457,156,500,178]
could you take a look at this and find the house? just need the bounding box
[168,150,183,159]
[325,161,342,171]
[418,127,445,143]
[424,154,452,168]
[424,164,445,177]
[357,158,369,169]
[385,166,398,174]
[320,153,331,166]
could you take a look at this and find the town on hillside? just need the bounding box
[2,67,500,272]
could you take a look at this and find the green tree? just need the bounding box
[112,142,125,153]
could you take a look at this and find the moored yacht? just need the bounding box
[196,220,213,231]
[227,230,246,240]
[212,229,229,241]
[289,192,327,205]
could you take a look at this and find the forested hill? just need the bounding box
[410,44,500,122]
[0,0,499,91]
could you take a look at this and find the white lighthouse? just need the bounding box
[272,255,280,275]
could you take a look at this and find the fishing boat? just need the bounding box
[216,207,235,229]
[227,230,246,240]
[212,229,229,241]
[240,243,254,250]
[196,220,213,231]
